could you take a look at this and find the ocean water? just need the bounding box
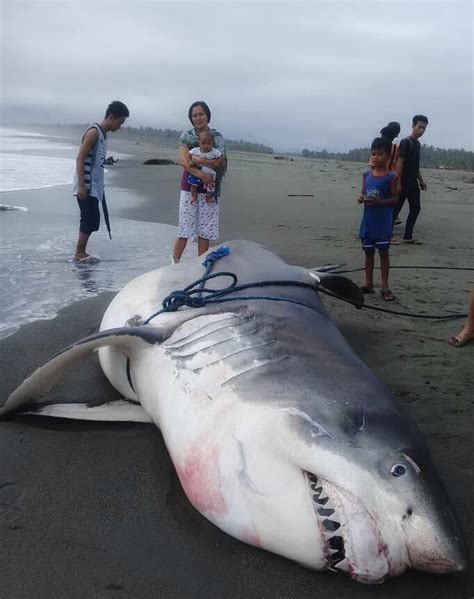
[0,128,131,192]
[0,128,76,192]
[0,211,177,339]
[0,127,178,339]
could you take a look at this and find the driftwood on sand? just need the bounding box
[143,158,177,166]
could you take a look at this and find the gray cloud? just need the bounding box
[2,1,472,151]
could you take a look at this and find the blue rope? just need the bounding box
[142,246,320,325]
[142,246,465,324]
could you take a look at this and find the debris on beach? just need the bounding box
[143,158,177,166]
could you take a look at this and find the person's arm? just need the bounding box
[213,134,226,169]
[385,175,400,206]
[190,149,224,169]
[75,128,98,199]
[357,173,367,203]
[190,156,224,169]
[178,145,214,187]
[395,139,407,182]
[417,169,427,190]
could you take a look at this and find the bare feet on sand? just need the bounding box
[448,292,474,347]
[448,329,474,348]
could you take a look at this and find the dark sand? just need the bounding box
[1,144,473,598]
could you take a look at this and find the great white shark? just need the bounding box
[1,240,467,584]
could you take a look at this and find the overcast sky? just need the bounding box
[1,1,473,151]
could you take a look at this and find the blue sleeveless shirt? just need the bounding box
[359,171,397,241]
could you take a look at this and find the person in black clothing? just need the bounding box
[393,115,428,243]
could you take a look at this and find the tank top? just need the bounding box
[73,124,107,200]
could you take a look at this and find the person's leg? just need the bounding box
[403,187,421,240]
[172,237,188,262]
[379,248,393,294]
[173,190,196,262]
[393,188,407,223]
[197,193,219,256]
[448,292,474,347]
[198,237,210,255]
[363,248,375,291]
[75,196,99,260]
[75,231,91,259]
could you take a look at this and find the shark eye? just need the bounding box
[391,464,407,477]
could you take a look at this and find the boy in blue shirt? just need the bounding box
[358,137,399,301]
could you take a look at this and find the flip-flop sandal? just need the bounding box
[390,239,400,245]
[360,286,375,294]
[402,239,423,245]
[75,256,100,264]
[380,289,395,301]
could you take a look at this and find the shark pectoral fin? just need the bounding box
[310,272,364,309]
[19,399,153,423]
[0,326,167,418]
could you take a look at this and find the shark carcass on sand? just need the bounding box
[1,240,467,584]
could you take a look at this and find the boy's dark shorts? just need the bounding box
[77,195,100,234]
[361,238,390,252]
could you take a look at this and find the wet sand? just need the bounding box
[1,144,473,598]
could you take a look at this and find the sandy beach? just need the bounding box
[1,137,473,598]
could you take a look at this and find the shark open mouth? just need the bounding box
[305,471,346,571]
[305,471,396,583]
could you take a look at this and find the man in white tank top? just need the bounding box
[73,100,129,263]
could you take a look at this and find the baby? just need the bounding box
[187,130,222,203]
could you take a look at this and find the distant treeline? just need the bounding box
[46,123,274,155]
[301,145,474,170]
[117,126,274,154]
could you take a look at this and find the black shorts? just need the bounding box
[77,195,101,234]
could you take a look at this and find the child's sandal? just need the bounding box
[380,289,395,301]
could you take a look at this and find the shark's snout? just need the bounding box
[404,512,468,575]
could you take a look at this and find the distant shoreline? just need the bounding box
[6,123,474,170]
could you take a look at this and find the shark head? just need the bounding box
[180,386,467,585]
[145,309,468,585]
[259,403,469,584]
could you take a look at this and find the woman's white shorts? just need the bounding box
[177,190,219,240]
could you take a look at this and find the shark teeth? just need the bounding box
[306,471,346,569]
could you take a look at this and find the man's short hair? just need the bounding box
[412,114,428,126]
[105,101,130,118]
[371,137,392,155]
